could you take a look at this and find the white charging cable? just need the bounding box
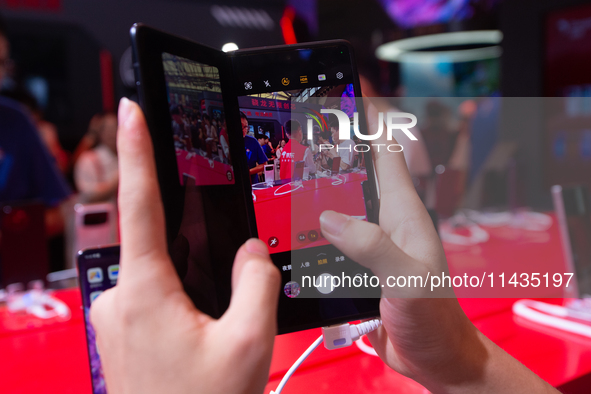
[270,319,381,394]
[355,337,378,356]
[273,182,303,196]
[331,174,346,186]
[512,299,591,338]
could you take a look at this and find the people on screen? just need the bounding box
[241,112,267,183]
[279,119,316,180]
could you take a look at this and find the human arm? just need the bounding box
[318,103,559,394]
[250,162,266,176]
[250,142,268,176]
[90,98,280,394]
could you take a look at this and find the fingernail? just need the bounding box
[245,238,269,256]
[320,211,350,236]
[118,97,133,126]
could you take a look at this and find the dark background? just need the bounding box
[2,0,591,208]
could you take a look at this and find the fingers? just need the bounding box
[116,98,176,284]
[224,239,280,333]
[362,100,438,253]
[319,210,425,294]
[363,100,423,215]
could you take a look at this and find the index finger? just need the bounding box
[362,98,437,247]
[116,99,175,283]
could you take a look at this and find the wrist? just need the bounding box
[385,298,486,393]
[418,321,488,394]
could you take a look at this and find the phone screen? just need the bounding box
[163,53,235,186]
[232,44,380,330]
[232,47,369,256]
[78,245,120,394]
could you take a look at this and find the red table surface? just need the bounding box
[253,172,367,254]
[2,214,591,393]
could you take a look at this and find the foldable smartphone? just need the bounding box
[130,24,380,334]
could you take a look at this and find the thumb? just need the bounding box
[319,210,425,297]
[223,239,280,334]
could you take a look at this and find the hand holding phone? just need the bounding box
[318,102,558,394]
[89,99,280,394]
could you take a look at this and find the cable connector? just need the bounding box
[270,319,381,394]
[322,318,382,350]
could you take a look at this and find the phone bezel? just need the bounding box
[130,24,257,245]
[130,24,259,318]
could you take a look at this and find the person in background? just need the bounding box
[2,89,69,174]
[275,139,286,159]
[308,124,321,154]
[265,135,274,157]
[203,114,218,155]
[72,113,103,167]
[188,113,204,153]
[314,131,332,172]
[0,13,71,240]
[279,119,315,180]
[322,120,357,171]
[241,112,267,183]
[74,112,118,203]
[170,105,187,148]
[218,118,230,163]
[257,133,273,158]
